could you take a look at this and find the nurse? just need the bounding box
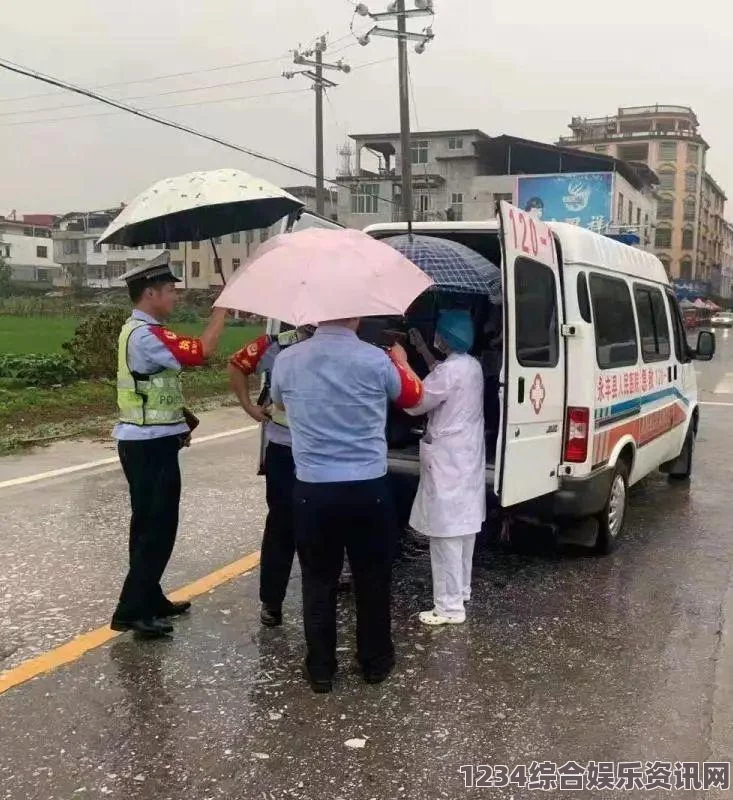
[392,310,486,625]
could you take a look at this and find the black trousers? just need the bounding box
[113,435,182,621]
[259,442,297,608]
[294,476,397,681]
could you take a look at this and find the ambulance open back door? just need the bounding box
[495,201,566,507]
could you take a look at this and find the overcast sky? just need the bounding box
[1,0,730,215]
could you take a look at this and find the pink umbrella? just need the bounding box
[213,227,434,325]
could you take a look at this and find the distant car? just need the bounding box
[711,312,733,327]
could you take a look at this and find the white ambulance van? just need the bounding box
[363,201,716,554]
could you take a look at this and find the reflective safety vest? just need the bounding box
[117,319,186,426]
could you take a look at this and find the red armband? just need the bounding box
[229,335,271,375]
[388,351,423,409]
[149,326,205,367]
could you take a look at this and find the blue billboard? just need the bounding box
[517,172,613,232]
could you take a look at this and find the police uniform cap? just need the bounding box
[120,250,181,285]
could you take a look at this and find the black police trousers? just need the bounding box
[294,476,397,681]
[259,442,297,608]
[113,435,182,622]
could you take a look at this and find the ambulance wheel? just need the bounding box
[595,462,629,555]
[668,430,694,481]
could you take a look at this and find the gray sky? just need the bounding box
[1,0,730,215]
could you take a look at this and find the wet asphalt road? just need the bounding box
[2,332,733,800]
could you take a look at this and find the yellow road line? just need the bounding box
[0,550,261,697]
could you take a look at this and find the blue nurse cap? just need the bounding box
[436,310,474,354]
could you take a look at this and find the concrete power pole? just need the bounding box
[285,37,351,216]
[354,1,435,228]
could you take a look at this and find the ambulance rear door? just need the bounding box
[495,201,567,507]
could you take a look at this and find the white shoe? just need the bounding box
[419,609,466,626]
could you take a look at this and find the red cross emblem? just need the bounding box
[529,374,546,415]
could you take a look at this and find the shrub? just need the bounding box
[0,353,78,386]
[169,306,201,324]
[62,307,129,379]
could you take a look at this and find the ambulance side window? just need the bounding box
[589,273,638,369]
[633,284,671,363]
[515,257,559,367]
[666,292,691,363]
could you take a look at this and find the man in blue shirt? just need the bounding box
[112,252,228,638]
[271,318,422,692]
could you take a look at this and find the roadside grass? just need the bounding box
[0,315,262,454]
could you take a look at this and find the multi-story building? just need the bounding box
[722,221,733,301]
[698,172,726,287]
[557,105,723,279]
[335,131,658,251]
[335,129,492,228]
[0,215,62,284]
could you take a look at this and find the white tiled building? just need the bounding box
[0,216,61,284]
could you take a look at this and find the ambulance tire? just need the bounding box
[668,430,694,482]
[594,461,629,555]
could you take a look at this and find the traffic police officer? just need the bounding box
[111,251,228,637]
[227,327,314,628]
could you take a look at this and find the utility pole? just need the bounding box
[355,1,435,228]
[285,36,351,216]
[396,0,412,227]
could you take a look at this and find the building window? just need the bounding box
[634,284,671,363]
[62,240,80,255]
[655,227,672,248]
[683,198,696,222]
[93,241,103,253]
[657,198,674,220]
[231,233,241,244]
[589,273,639,369]
[191,240,200,250]
[682,228,694,250]
[494,192,513,206]
[618,143,649,162]
[410,140,429,165]
[232,258,240,271]
[23,227,33,236]
[658,170,676,190]
[617,193,624,222]
[448,136,463,150]
[414,193,432,219]
[1,244,10,258]
[658,255,671,275]
[191,261,200,278]
[627,201,633,226]
[680,257,693,279]
[636,208,642,227]
[659,141,678,161]
[37,269,50,282]
[36,245,48,258]
[166,242,179,250]
[213,237,222,245]
[260,229,269,243]
[514,258,559,368]
[246,230,254,244]
[685,172,697,193]
[350,183,380,214]
[451,192,464,222]
[687,144,699,163]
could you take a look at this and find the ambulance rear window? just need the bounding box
[589,274,639,369]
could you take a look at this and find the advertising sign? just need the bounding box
[517,172,613,232]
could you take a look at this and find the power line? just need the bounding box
[0,87,312,128]
[0,73,287,119]
[0,56,398,206]
[0,55,291,105]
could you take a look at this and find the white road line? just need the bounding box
[699,401,733,407]
[714,372,733,394]
[0,425,258,491]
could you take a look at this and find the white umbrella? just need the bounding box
[98,169,303,247]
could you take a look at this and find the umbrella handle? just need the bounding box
[210,238,226,286]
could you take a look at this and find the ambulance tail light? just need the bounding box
[564,407,590,463]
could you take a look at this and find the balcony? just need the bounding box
[559,128,704,146]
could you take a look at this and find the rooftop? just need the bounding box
[349,128,491,142]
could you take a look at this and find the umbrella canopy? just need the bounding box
[678,298,696,309]
[98,169,304,246]
[383,234,502,303]
[213,228,434,326]
[693,298,708,308]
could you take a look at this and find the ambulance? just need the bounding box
[362,201,716,554]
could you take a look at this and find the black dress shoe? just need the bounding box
[110,617,173,637]
[302,665,333,694]
[260,603,283,627]
[158,600,191,617]
[362,657,395,685]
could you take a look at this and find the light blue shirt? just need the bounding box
[113,309,191,441]
[270,326,401,483]
[255,342,292,448]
